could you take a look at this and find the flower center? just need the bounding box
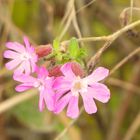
[73,82,82,90]
[20,52,31,61]
[71,76,88,96]
[34,79,45,91]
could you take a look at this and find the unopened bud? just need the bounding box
[49,65,63,77]
[49,62,85,77]
[35,44,52,58]
[71,62,85,77]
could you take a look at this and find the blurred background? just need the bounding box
[0,0,140,140]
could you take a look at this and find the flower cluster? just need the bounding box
[4,37,110,119]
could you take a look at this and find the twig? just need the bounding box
[76,0,96,13]
[110,47,140,75]
[123,112,140,140]
[57,112,81,140]
[54,107,84,140]
[87,38,114,73]
[130,0,134,23]
[121,7,140,15]
[72,6,86,48]
[87,19,140,73]
[120,6,140,26]
[60,0,74,28]
[62,19,140,46]
[97,1,134,52]
[75,0,92,42]
[58,0,75,41]
[58,10,74,41]
[61,35,110,45]
[72,8,82,39]
[107,78,140,95]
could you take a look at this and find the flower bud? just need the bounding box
[71,62,85,77]
[49,62,85,77]
[35,44,52,58]
[49,65,63,77]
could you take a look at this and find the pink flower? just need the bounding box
[3,37,38,75]
[13,66,54,112]
[53,63,110,119]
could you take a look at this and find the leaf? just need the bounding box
[56,53,62,62]
[68,38,79,59]
[53,39,60,52]
[62,54,70,62]
[78,48,87,58]
[53,39,63,63]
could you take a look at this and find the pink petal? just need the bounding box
[24,36,31,50]
[89,83,110,103]
[54,93,71,114]
[30,59,37,73]
[36,66,49,79]
[24,61,31,75]
[61,63,76,80]
[43,88,54,111]
[14,63,25,75]
[13,74,36,83]
[15,84,32,92]
[27,47,35,54]
[67,96,79,118]
[53,76,71,91]
[53,77,71,103]
[54,89,69,103]
[6,42,25,53]
[5,59,21,70]
[3,50,20,59]
[33,54,38,62]
[81,92,97,114]
[30,45,36,53]
[86,67,109,83]
[39,90,45,112]
[38,78,55,111]
[24,37,36,54]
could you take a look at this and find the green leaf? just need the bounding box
[53,39,60,52]
[53,39,63,63]
[62,54,70,62]
[78,48,87,58]
[56,53,62,62]
[69,38,79,59]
